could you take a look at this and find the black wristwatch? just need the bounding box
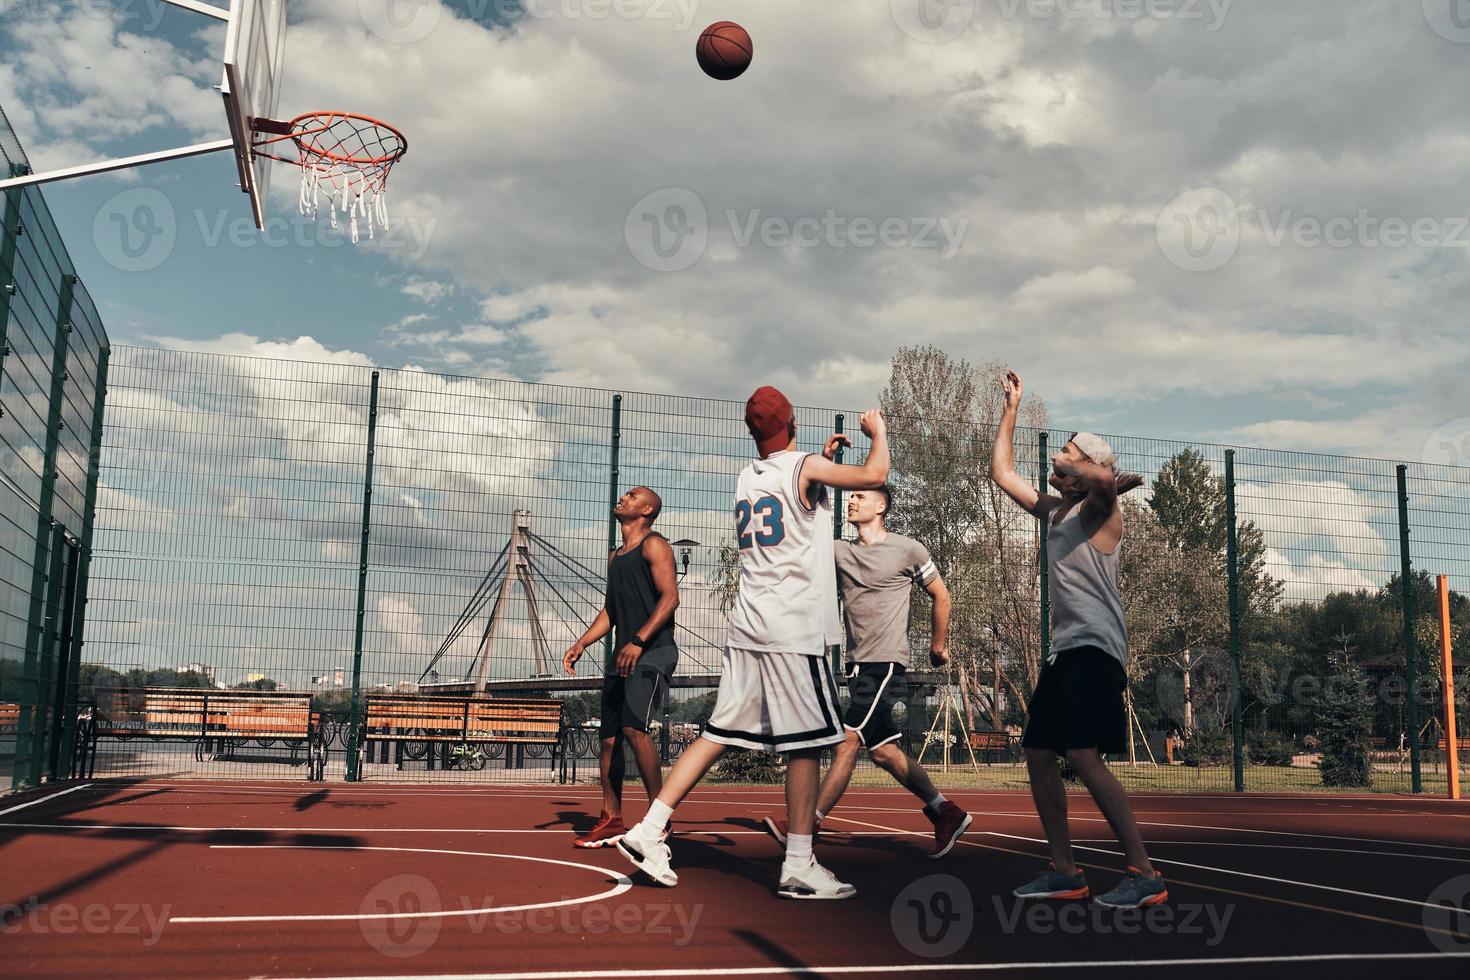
[630,635,649,649]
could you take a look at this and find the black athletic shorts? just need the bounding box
[1021,646,1127,756]
[843,661,908,749]
[599,644,677,739]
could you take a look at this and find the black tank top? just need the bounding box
[606,533,676,665]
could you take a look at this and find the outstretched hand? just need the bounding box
[1001,370,1023,411]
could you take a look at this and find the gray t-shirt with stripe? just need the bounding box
[834,533,939,665]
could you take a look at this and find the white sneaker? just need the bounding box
[777,857,856,900]
[615,822,678,887]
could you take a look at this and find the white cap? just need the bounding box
[1070,432,1117,468]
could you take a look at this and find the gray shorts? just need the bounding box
[599,644,677,738]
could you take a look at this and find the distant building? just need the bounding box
[394,680,418,693]
[184,663,215,684]
[334,668,345,688]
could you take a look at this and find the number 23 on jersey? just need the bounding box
[736,496,786,549]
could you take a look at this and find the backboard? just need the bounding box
[221,0,287,229]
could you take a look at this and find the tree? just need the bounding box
[1136,449,1281,737]
[879,345,1051,731]
[1316,634,1373,787]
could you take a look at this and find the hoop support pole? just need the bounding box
[0,140,236,192]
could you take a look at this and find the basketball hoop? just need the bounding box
[254,112,407,243]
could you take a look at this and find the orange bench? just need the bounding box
[967,731,1013,762]
[356,694,562,778]
[79,688,323,779]
[0,703,18,731]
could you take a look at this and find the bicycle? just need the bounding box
[446,742,488,771]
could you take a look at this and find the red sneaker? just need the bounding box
[927,801,972,859]
[761,816,821,847]
[574,813,627,849]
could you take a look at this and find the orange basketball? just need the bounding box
[697,21,752,81]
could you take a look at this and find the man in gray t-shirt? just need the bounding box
[761,485,973,860]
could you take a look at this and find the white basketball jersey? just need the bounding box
[726,450,842,653]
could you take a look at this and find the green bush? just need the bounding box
[1181,725,1231,768]
[709,749,785,784]
[1247,732,1294,767]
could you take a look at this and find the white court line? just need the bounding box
[0,821,828,836]
[0,783,92,817]
[979,829,1454,913]
[170,845,632,924]
[966,810,1470,854]
[260,951,1470,980]
[1072,839,1470,864]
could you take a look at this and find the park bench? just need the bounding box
[1436,736,1470,755]
[77,687,323,779]
[355,693,563,780]
[0,702,18,731]
[967,730,1014,763]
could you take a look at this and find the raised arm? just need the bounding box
[800,409,891,495]
[991,371,1060,521]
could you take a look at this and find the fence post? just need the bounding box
[59,346,110,775]
[1038,432,1050,663]
[603,394,623,667]
[345,370,381,782]
[831,412,845,680]
[0,163,26,406]
[14,274,75,790]
[1396,464,1422,793]
[1225,450,1244,792]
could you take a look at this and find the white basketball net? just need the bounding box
[298,164,390,244]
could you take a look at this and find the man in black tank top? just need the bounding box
[563,486,680,849]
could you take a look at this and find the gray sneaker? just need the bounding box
[1013,865,1089,900]
[1095,868,1168,909]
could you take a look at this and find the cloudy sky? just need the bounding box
[2,0,1469,465]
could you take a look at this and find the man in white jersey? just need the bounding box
[617,386,890,900]
[991,370,1166,910]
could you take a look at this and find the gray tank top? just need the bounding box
[1047,504,1129,667]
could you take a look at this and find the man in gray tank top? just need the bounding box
[991,370,1167,910]
[563,486,680,849]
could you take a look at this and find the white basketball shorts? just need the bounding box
[704,647,845,754]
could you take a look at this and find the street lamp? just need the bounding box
[671,539,701,579]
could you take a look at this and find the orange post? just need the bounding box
[1439,576,1460,801]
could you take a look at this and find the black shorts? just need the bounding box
[599,645,677,739]
[843,661,908,749]
[1021,646,1127,756]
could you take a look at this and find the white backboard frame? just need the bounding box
[221,0,287,229]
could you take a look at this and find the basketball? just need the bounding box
[697,21,752,81]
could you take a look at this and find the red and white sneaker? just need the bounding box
[573,813,627,849]
[927,801,972,859]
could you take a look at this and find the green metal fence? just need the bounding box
[0,105,111,791]
[70,345,1468,791]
